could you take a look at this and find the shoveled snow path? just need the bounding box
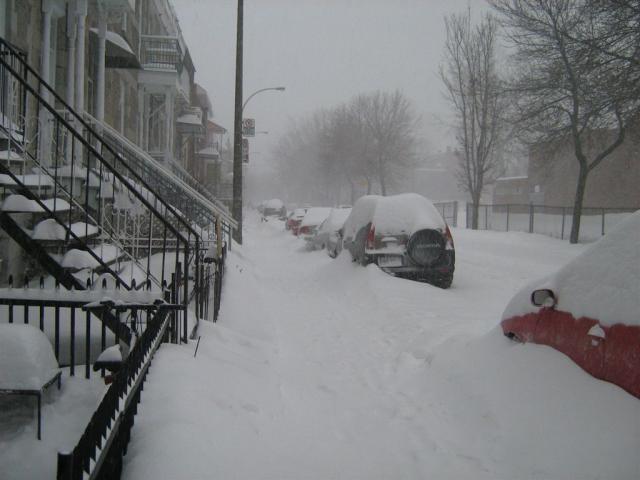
[122,214,640,480]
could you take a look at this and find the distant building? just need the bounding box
[492,176,529,205]
[528,131,639,208]
[413,148,492,203]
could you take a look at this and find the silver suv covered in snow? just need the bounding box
[341,194,455,288]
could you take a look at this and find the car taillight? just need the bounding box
[444,225,454,250]
[366,224,376,249]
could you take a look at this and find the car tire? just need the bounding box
[431,272,453,289]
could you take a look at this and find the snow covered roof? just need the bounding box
[177,113,203,126]
[90,28,140,69]
[496,176,528,182]
[207,120,227,134]
[502,210,640,327]
[197,146,220,158]
[0,324,60,391]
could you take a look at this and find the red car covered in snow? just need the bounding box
[286,208,308,234]
[501,211,640,399]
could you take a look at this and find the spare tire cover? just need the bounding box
[407,229,444,266]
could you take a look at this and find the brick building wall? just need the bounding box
[528,130,640,208]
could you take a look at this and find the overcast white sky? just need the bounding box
[172,0,490,168]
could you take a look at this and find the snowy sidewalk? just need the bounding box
[121,215,640,480]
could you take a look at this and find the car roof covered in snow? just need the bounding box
[502,210,640,327]
[300,207,332,227]
[320,207,352,233]
[343,193,445,238]
[263,198,284,209]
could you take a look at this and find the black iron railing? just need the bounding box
[140,35,183,72]
[0,38,197,322]
[55,249,227,480]
[56,303,174,480]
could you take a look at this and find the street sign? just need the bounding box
[242,138,249,163]
[242,118,255,137]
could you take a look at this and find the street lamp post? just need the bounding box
[242,87,285,114]
[232,83,284,244]
[232,0,244,244]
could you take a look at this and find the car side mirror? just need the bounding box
[531,289,556,308]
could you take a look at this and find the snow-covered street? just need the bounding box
[122,213,640,480]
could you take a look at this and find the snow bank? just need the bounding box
[503,211,640,326]
[0,324,60,391]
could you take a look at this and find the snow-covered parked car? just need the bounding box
[341,193,455,288]
[298,207,332,245]
[501,211,640,399]
[308,206,352,253]
[286,207,308,234]
[260,198,286,218]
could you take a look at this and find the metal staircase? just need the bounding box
[0,38,205,343]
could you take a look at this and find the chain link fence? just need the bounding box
[467,203,638,242]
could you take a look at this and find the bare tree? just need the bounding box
[440,9,507,229]
[272,91,418,206]
[355,91,418,196]
[491,0,640,243]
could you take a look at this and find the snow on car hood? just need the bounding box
[502,210,640,327]
[371,193,446,235]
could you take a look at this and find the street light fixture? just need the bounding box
[242,86,285,114]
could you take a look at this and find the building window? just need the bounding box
[147,93,166,154]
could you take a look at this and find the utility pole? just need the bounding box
[232,0,244,244]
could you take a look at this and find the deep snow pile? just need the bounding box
[0,372,106,480]
[121,214,640,479]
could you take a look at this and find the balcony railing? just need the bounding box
[140,35,182,73]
